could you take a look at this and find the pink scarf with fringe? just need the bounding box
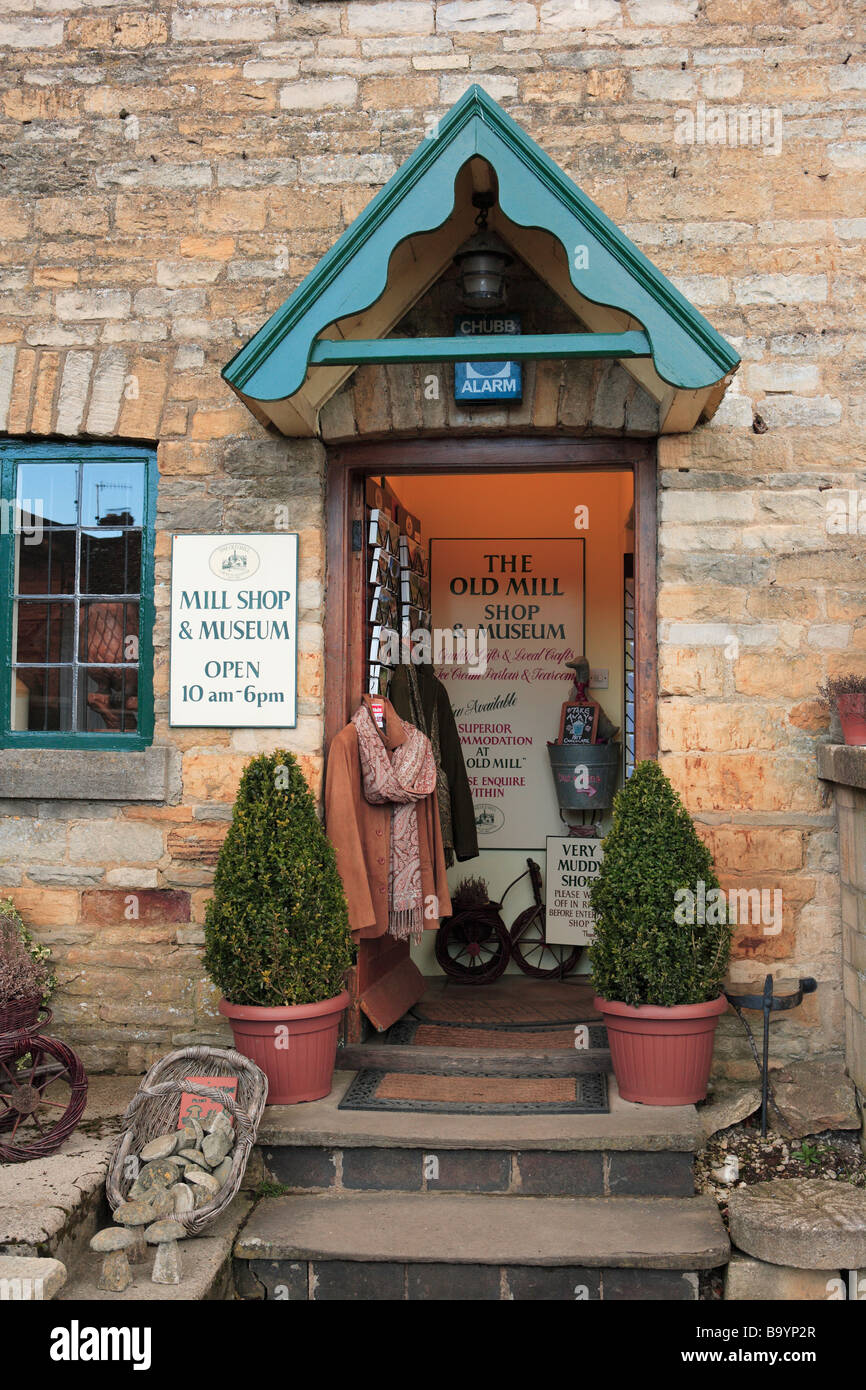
[352,702,436,942]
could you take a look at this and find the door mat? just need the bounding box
[338,1068,609,1116]
[387,1016,608,1052]
[410,980,600,1029]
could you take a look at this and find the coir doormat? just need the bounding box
[338,1068,609,1116]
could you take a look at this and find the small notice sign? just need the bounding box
[545,836,604,946]
[170,533,298,728]
[454,313,522,403]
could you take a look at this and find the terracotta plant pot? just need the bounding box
[837,693,866,746]
[593,994,727,1106]
[218,991,350,1105]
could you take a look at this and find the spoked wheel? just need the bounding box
[435,908,511,984]
[0,1035,88,1162]
[509,905,581,980]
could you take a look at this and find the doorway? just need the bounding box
[325,437,657,1039]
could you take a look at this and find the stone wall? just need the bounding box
[0,0,863,1071]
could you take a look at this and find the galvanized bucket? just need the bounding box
[547,742,620,812]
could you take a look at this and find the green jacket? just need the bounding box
[389,664,479,866]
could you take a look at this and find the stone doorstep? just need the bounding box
[234,1192,730,1272]
[256,1069,703,1153]
[0,1255,67,1301]
[57,1197,254,1303]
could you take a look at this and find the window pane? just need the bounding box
[80,530,142,595]
[79,601,139,666]
[15,463,79,529]
[13,600,76,665]
[81,461,144,528]
[80,667,138,733]
[16,529,77,596]
[12,667,73,732]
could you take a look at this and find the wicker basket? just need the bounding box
[0,995,44,1037]
[106,1045,268,1236]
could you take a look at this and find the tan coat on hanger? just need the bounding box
[324,696,452,941]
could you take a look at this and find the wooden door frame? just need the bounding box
[324,435,658,760]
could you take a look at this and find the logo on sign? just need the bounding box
[474,804,505,834]
[209,542,260,581]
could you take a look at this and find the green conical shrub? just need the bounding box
[204,751,354,1007]
[589,760,731,1008]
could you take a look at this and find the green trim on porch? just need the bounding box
[309,331,653,367]
[222,85,740,434]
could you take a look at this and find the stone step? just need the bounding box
[0,1134,115,1269]
[257,1069,700,1197]
[339,1043,611,1075]
[233,1192,729,1301]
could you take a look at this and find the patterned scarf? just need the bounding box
[352,702,437,943]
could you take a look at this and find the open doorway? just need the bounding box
[325,437,657,1041]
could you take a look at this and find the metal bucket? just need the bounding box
[547,742,620,812]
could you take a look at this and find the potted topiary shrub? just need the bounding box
[819,674,866,746]
[205,751,354,1105]
[589,760,732,1106]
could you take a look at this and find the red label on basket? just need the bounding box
[177,1075,238,1128]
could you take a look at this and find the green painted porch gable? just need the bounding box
[222,85,740,435]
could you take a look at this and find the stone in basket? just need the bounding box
[106,1045,267,1237]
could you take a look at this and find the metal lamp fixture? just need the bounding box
[454,192,512,309]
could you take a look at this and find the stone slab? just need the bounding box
[0,1136,114,1265]
[0,746,181,803]
[0,1077,136,1265]
[724,1252,834,1301]
[257,1070,702,1153]
[772,1056,860,1138]
[0,1255,67,1300]
[58,1199,252,1302]
[728,1179,866,1270]
[817,744,866,792]
[698,1080,761,1141]
[235,1192,729,1270]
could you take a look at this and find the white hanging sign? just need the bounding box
[170,533,298,728]
[545,836,603,946]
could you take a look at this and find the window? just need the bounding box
[0,444,155,750]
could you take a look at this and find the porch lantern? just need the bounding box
[453,193,512,309]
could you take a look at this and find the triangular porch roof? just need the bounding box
[222,86,740,436]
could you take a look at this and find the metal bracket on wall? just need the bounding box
[724,975,818,1138]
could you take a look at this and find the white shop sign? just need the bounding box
[170,533,298,728]
[545,836,603,946]
[430,537,584,850]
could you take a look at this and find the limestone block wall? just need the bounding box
[0,1,863,1071]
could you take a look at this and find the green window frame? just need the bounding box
[0,442,156,751]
